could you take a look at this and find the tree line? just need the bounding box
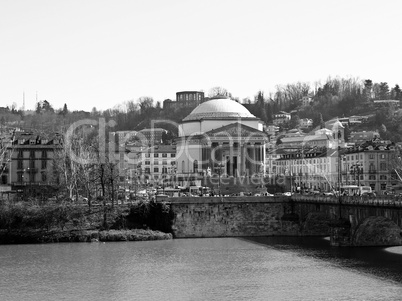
[2,77,402,140]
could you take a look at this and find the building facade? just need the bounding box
[163,91,205,110]
[273,111,291,125]
[139,145,176,186]
[7,132,62,192]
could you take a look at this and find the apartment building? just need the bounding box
[273,140,398,194]
[341,142,397,193]
[7,132,62,193]
[139,145,176,186]
[275,147,338,192]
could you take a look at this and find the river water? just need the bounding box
[1,237,402,301]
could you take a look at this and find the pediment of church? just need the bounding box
[205,122,267,139]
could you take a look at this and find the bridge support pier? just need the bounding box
[329,218,351,247]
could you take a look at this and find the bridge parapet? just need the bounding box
[291,195,402,208]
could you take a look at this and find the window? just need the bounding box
[17,172,23,182]
[162,160,167,165]
[369,175,376,180]
[154,160,159,165]
[30,150,35,159]
[154,167,159,172]
[145,161,150,165]
[182,160,185,172]
[145,168,150,174]
[42,150,47,158]
[380,175,387,180]
[145,153,150,158]
[41,160,47,169]
[41,173,47,182]
[193,160,198,172]
[381,183,386,190]
[154,153,159,157]
[369,154,374,159]
[380,162,387,171]
[162,153,167,157]
[17,160,23,169]
[380,154,385,159]
[18,150,23,158]
[29,160,35,169]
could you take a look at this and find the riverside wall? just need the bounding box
[162,195,402,246]
[164,196,300,238]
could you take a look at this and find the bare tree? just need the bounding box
[208,86,231,98]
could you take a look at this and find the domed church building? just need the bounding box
[175,98,268,184]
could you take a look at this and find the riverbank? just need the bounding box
[0,228,172,244]
[0,199,175,244]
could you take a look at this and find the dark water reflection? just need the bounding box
[1,237,402,301]
[244,236,402,284]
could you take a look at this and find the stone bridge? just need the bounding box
[161,195,402,247]
[290,195,402,246]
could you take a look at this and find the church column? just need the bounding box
[262,143,266,177]
[249,143,255,176]
[210,142,217,172]
[241,143,246,177]
[258,143,263,175]
[213,142,223,175]
[254,144,260,175]
[236,143,241,177]
[206,142,212,171]
[201,145,205,171]
[229,142,234,177]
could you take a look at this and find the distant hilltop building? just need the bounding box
[299,96,313,106]
[273,111,291,125]
[299,118,313,129]
[279,119,345,149]
[349,131,380,144]
[163,91,205,110]
[373,99,400,107]
[112,128,167,147]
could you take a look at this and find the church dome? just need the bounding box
[183,98,256,121]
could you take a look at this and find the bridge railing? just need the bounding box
[291,194,402,207]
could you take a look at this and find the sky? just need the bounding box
[1,0,401,112]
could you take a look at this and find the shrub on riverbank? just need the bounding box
[113,200,174,233]
[0,229,172,244]
[0,199,175,244]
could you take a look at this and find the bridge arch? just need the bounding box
[353,216,402,246]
